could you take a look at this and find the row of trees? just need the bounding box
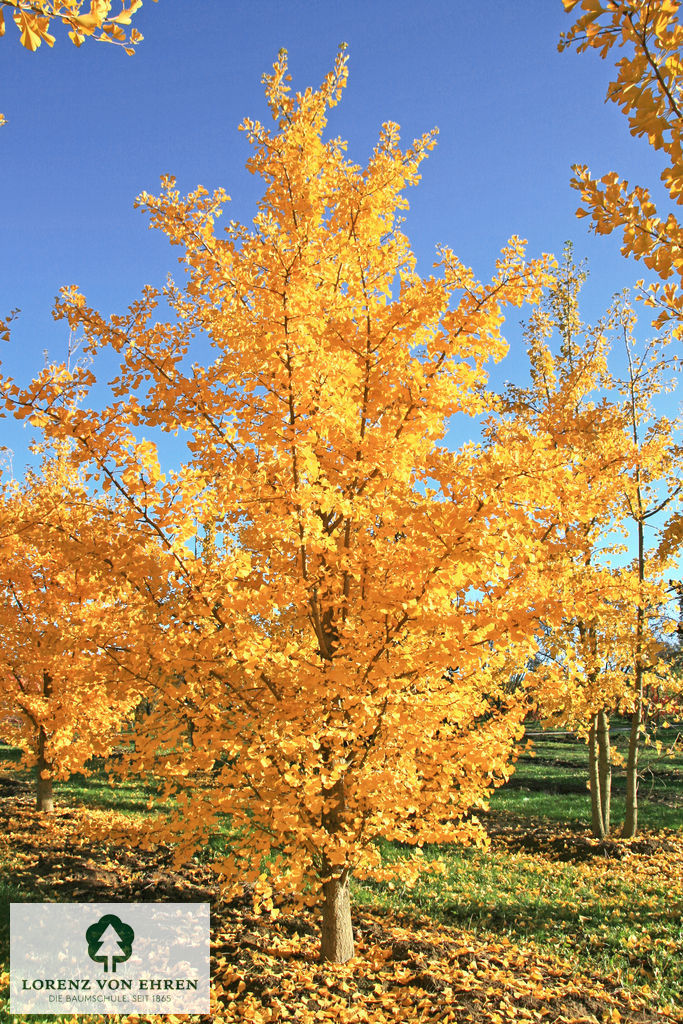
[0,1,682,964]
[499,244,682,839]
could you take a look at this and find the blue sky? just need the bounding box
[0,0,673,475]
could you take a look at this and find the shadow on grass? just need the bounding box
[438,891,675,941]
[55,774,162,816]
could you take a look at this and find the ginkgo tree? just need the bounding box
[499,246,683,838]
[0,0,151,51]
[490,244,632,838]
[613,297,683,835]
[0,442,160,812]
[2,49,562,962]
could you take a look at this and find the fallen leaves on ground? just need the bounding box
[0,789,680,1024]
[482,812,683,865]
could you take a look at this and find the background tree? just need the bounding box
[500,245,683,838]
[0,443,158,811]
[2,49,556,961]
[612,297,683,835]
[494,244,631,838]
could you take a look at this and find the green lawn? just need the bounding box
[494,724,683,829]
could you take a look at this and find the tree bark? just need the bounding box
[36,727,54,813]
[321,869,354,963]
[624,487,645,839]
[320,765,354,963]
[623,697,641,838]
[597,708,611,836]
[588,716,605,839]
[623,355,646,841]
[36,767,54,813]
[36,671,54,813]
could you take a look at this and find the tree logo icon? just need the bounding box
[86,914,135,973]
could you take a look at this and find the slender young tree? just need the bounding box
[500,249,683,838]
[613,299,683,836]
[494,244,632,838]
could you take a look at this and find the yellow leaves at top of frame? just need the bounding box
[2,0,154,54]
[560,0,683,305]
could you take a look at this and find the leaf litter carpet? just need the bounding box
[0,787,680,1024]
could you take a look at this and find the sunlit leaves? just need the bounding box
[0,444,168,803]
[0,0,156,123]
[1,0,152,51]
[560,1,683,330]
[0,48,564,959]
[499,245,683,837]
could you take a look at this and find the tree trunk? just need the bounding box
[36,670,54,813]
[36,768,54,813]
[320,765,354,963]
[624,515,644,840]
[597,708,611,836]
[36,727,54,813]
[623,415,645,840]
[623,700,641,838]
[321,869,354,963]
[588,716,605,838]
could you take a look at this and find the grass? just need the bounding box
[353,836,683,1006]
[492,724,683,829]
[350,724,683,1008]
[0,745,171,817]
[490,787,683,829]
[350,729,679,1007]
[57,772,163,816]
